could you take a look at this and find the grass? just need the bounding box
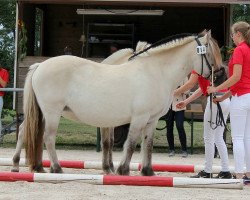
[1,116,232,154]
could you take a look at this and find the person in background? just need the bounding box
[175,68,232,179]
[0,63,9,142]
[64,46,73,55]
[208,21,250,181]
[109,43,119,55]
[167,78,189,158]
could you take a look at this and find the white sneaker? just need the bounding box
[169,150,175,157]
[182,151,188,158]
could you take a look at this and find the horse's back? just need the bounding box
[31,56,94,109]
[29,55,168,127]
[29,56,132,126]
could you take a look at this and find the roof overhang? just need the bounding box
[16,0,250,5]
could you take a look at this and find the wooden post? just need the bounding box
[96,127,101,152]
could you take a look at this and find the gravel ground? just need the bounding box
[0,148,249,200]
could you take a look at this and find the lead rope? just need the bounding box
[209,67,214,129]
[208,68,228,130]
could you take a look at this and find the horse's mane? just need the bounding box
[130,32,222,69]
[135,41,151,52]
[209,37,222,68]
[102,48,134,64]
[130,33,197,60]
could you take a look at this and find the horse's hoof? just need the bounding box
[50,168,63,173]
[33,165,46,173]
[36,168,46,173]
[103,165,115,175]
[103,169,115,175]
[12,157,20,172]
[11,168,19,172]
[103,169,111,175]
[141,167,155,176]
[50,165,63,173]
[116,165,130,176]
[110,164,115,173]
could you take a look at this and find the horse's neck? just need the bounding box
[153,43,196,89]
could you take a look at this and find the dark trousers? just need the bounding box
[167,110,187,151]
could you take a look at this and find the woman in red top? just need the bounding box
[175,69,231,179]
[208,21,250,180]
[0,63,9,142]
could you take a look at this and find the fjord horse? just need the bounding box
[12,31,221,176]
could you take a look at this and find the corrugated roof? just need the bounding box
[16,0,249,5]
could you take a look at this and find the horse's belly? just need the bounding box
[62,110,81,122]
[64,105,130,127]
[77,115,129,127]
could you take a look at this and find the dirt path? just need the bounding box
[0,148,249,200]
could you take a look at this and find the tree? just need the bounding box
[232,4,250,23]
[0,0,16,109]
[221,4,250,61]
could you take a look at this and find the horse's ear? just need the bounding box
[206,30,212,42]
[202,29,208,34]
[198,29,207,36]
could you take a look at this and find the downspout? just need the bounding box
[228,4,233,47]
[13,2,19,110]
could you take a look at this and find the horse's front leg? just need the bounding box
[140,120,158,176]
[101,127,114,174]
[11,122,24,172]
[116,114,150,175]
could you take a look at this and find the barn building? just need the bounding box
[15,0,243,114]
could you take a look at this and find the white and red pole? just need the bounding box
[0,172,243,189]
[0,158,238,173]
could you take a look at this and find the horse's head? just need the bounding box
[193,30,222,79]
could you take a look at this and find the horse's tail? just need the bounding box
[23,63,44,170]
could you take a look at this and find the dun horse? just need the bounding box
[12,31,221,176]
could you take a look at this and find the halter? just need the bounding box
[194,36,213,79]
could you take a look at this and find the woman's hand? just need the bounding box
[174,89,180,96]
[213,96,223,104]
[207,86,217,94]
[176,100,187,109]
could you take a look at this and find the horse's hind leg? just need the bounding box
[12,121,45,173]
[140,120,158,176]
[11,122,24,172]
[101,127,114,174]
[116,114,150,175]
[43,113,62,173]
[33,117,45,173]
[109,127,115,172]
